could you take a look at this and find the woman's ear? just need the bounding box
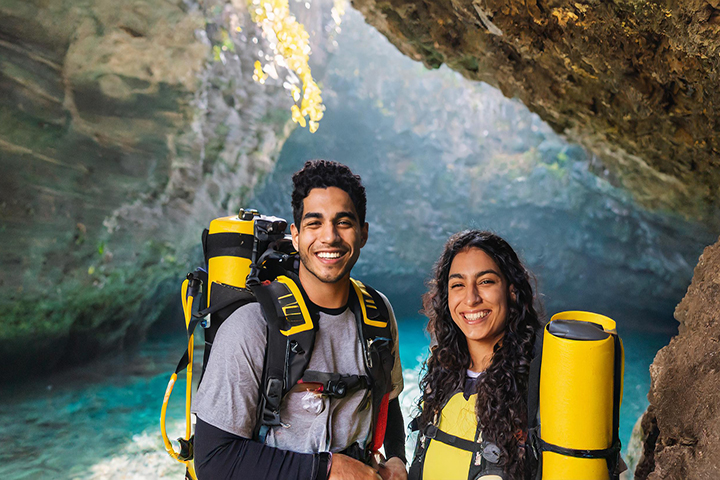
[509,286,517,302]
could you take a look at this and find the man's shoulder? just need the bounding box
[216,301,266,338]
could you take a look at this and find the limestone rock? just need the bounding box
[351,0,720,223]
[0,0,297,380]
[635,237,720,479]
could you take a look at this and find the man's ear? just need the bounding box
[360,222,368,248]
[291,223,299,251]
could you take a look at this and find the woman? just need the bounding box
[409,230,542,480]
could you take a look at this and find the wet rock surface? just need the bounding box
[351,0,720,223]
[635,236,720,479]
[0,0,295,380]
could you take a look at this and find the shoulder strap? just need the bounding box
[526,328,544,480]
[251,273,318,442]
[349,279,395,457]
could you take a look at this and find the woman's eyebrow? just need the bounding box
[448,269,500,281]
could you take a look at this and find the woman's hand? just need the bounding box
[328,453,382,480]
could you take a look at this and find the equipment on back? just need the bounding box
[159,209,395,480]
[526,311,624,480]
[409,311,624,480]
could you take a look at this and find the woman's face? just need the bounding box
[447,247,513,348]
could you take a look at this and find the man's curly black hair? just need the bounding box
[291,160,367,228]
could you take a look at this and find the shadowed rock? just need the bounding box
[351,0,720,223]
[634,236,720,479]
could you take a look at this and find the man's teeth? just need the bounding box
[317,252,342,259]
[465,311,490,321]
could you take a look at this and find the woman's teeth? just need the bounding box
[317,252,342,259]
[464,311,490,321]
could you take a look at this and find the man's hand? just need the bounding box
[328,453,382,480]
[370,453,407,480]
[376,457,407,480]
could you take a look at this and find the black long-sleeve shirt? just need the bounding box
[194,397,406,480]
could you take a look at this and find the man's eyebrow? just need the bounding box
[302,212,322,221]
[334,211,357,221]
[448,269,501,281]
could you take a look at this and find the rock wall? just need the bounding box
[0,0,297,380]
[634,236,720,479]
[351,0,720,224]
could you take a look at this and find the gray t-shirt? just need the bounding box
[191,292,403,454]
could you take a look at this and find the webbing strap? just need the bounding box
[299,371,371,397]
[251,282,289,441]
[371,393,390,452]
[539,438,621,459]
[527,332,543,430]
[423,424,478,452]
[193,289,252,318]
[609,334,623,479]
[174,316,204,374]
[205,232,254,260]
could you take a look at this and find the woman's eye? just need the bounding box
[479,279,495,285]
[450,283,463,289]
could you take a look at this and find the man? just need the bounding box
[192,160,407,480]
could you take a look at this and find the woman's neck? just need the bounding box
[467,334,504,372]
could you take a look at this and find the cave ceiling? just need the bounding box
[352,0,720,224]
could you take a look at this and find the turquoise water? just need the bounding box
[0,320,670,479]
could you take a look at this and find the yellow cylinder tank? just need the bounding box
[206,212,257,302]
[539,311,624,480]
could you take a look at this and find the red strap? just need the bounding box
[371,393,390,452]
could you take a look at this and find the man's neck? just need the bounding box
[298,266,351,309]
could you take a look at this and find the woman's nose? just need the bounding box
[465,286,481,305]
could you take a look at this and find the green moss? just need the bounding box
[0,241,189,380]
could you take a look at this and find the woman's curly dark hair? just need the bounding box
[417,230,542,478]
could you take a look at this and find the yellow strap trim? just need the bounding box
[351,278,387,328]
[277,275,314,336]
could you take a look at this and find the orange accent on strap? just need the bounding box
[372,393,391,452]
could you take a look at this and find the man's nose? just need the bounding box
[319,223,340,243]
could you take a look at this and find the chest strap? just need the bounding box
[298,371,371,397]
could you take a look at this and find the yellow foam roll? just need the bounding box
[540,311,622,480]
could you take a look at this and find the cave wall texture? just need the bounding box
[634,236,720,480]
[0,0,297,380]
[351,0,720,225]
[347,0,720,477]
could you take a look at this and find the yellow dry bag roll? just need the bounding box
[539,311,624,480]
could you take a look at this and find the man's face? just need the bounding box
[291,186,368,285]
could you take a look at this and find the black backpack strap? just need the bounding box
[251,273,318,443]
[526,328,544,480]
[349,279,394,458]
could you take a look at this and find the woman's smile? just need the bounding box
[447,247,511,349]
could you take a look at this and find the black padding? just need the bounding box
[548,319,609,341]
[205,232,254,260]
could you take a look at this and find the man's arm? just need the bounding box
[195,419,385,480]
[194,417,329,480]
